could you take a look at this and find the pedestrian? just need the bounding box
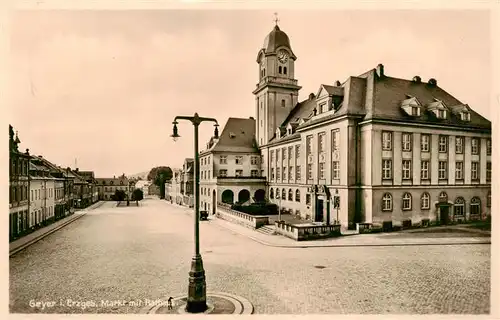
[167,297,173,310]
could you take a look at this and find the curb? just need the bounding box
[165,202,491,249]
[9,201,104,257]
[211,219,491,249]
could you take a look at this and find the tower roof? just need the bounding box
[263,25,293,53]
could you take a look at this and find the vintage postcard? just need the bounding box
[5,1,498,318]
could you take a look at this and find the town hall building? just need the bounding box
[196,22,492,229]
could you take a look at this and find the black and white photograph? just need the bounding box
[5,1,498,317]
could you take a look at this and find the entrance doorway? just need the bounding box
[315,199,324,222]
[212,190,216,215]
[439,205,450,225]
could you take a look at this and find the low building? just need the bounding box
[95,174,133,200]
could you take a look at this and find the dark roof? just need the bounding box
[263,25,294,54]
[365,70,491,129]
[209,118,259,153]
[322,85,344,96]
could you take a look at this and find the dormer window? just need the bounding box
[401,95,421,117]
[438,109,446,118]
[460,111,470,121]
[428,98,448,119]
[319,102,326,113]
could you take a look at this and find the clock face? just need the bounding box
[277,50,289,63]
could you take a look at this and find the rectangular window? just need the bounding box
[31,190,33,201]
[220,156,227,164]
[307,163,313,180]
[455,136,464,154]
[319,163,325,179]
[289,166,293,181]
[235,156,243,165]
[455,161,463,180]
[250,170,259,177]
[276,166,280,180]
[438,161,447,180]
[486,161,491,182]
[439,135,448,153]
[421,160,429,180]
[332,161,340,180]
[306,194,311,205]
[318,132,326,153]
[421,134,430,152]
[306,135,313,154]
[402,160,412,180]
[382,131,392,150]
[438,109,445,118]
[471,161,479,180]
[487,139,492,156]
[271,168,275,180]
[282,167,286,180]
[412,106,419,116]
[250,156,258,165]
[288,147,293,161]
[219,169,227,177]
[282,148,287,161]
[270,151,275,163]
[402,133,412,151]
[295,145,300,159]
[235,169,243,177]
[382,159,392,180]
[471,138,479,155]
[331,129,340,152]
[296,166,301,180]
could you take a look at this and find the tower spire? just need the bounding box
[273,12,280,26]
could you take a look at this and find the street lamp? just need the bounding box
[171,113,219,313]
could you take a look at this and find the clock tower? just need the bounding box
[253,21,301,147]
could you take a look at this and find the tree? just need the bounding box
[132,188,144,205]
[147,166,173,199]
[114,189,127,203]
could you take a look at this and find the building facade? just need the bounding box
[95,174,134,201]
[196,23,492,228]
[9,126,31,241]
[29,157,56,227]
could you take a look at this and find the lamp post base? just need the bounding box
[185,254,207,313]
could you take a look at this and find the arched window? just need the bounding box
[470,197,481,215]
[421,192,430,210]
[295,189,300,202]
[402,193,412,210]
[284,66,287,75]
[275,188,280,199]
[278,66,282,74]
[439,191,448,202]
[288,189,293,201]
[454,197,465,216]
[382,193,392,211]
[282,188,286,200]
[270,188,274,199]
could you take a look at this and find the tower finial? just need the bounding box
[273,12,280,26]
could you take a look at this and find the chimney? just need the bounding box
[38,155,43,158]
[309,93,315,100]
[428,78,437,86]
[76,168,79,172]
[335,80,341,86]
[25,148,29,155]
[376,64,384,77]
[249,116,254,120]
[412,76,422,83]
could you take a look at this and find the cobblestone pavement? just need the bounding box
[9,199,490,314]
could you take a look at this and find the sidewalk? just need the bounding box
[165,202,491,248]
[9,201,105,256]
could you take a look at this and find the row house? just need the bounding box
[29,157,56,227]
[78,170,99,203]
[9,126,31,241]
[182,158,194,207]
[165,168,183,205]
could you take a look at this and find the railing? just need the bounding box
[256,76,299,88]
[274,221,341,241]
[216,202,269,229]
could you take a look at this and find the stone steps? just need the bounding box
[257,225,276,235]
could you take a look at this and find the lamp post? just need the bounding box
[171,113,219,313]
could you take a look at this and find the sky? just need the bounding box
[7,9,492,177]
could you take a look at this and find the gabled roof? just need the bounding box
[209,117,259,153]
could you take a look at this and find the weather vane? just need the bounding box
[273,12,280,26]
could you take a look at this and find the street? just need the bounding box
[9,198,490,314]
